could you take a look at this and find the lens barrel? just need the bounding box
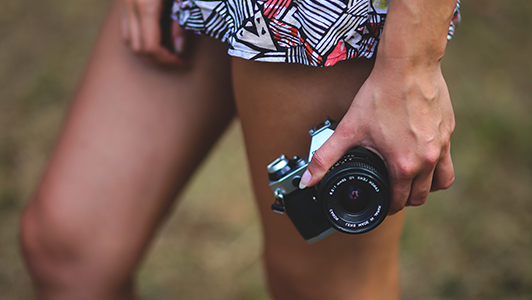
[318,147,390,234]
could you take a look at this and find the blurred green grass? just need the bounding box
[1,0,531,299]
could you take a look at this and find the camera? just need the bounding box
[267,119,390,243]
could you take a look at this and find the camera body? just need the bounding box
[267,119,390,243]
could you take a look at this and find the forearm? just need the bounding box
[301,0,457,211]
[377,0,458,69]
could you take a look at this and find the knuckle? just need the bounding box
[395,159,417,180]
[335,125,355,140]
[442,127,453,141]
[439,133,452,150]
[309,150,329,173]
[423,147,441,166]
[448,116,456,133]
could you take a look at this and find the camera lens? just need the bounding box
[338,184,369,214]
[318,147,390,234]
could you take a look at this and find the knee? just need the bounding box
[19,192,133,297]
[20,194,88,290]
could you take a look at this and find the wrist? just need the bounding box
[376,39,446,72]
[376,0,457,70]
[371,53,443,86]
[372,52,443,79]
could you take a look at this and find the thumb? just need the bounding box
[299,129,354,189]
[171,20,187,54]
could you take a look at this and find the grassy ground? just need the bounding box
[1,0,531,299]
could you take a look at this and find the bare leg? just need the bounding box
[19,1,234,299]
[232,57,405,300]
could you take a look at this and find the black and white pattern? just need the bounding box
[172,0,460,67]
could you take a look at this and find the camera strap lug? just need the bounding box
[271,192,286,214]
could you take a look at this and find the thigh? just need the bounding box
[232,57,404,300]
[24,0,234,284]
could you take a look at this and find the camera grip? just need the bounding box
[284,188,333,243]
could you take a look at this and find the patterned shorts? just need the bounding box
[172,0,460,67]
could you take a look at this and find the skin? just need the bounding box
[20,0,458,299]
[300,0,457,212]
[231,57,404,300]
[21,2,235,299]
[121,0,187,65]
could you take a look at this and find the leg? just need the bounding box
[232,57,405,300]
[19,1,234,299]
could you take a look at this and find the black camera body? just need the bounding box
[267,119,390,243]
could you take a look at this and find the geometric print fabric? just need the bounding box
[172,0,460,67]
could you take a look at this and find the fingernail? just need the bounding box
[174,36,185,54]
[299,170,312,189]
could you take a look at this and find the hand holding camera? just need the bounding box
[267,119,390,243]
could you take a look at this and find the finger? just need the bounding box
[406,167,434,207]
[150,20,188,66]
[387,168,412,214]
[152,47,185,65]
[121,4,130,42]
[403,146,442,207]
[430,150,455,191]
[299,125,354,189]
[172,20,187,54]
[137,0,162,52]
[154,20,189,65]
[138,2,186,65]
[124,0,142,51]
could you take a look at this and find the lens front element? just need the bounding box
[318,148,390,234]
[338,184,369,214]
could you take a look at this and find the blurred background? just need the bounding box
[1,0,531,299]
